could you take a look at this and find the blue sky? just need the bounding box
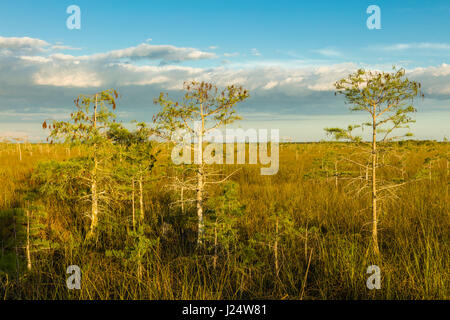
[0,0,449,141]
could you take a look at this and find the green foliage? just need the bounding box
[44,89,119,146]
[153,81,249,137]
[106,226,160,271]
[205,181,245,250]
[325,67,423,143]
[31,160,88,201]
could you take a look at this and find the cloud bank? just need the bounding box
[0,37,449,141]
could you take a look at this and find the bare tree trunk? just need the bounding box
[137,251,142,281]
[274,216,279,277]
[26,209,32,271]
[446,159,449,200]
[180,186,185,214]
[196,104,205,246]
[88,159,99,239]
[429,162,432,182]
[13,217,20,283]
[372,110,380,256]
[334,160,338,188]
[197,166,204,245]
[87,94,99,240]
[139,175,144,223]
[213,218,218,270]
[197,170,204,244]
[132,179,136,230]
[304,221,309,261]
[18,143,22,161]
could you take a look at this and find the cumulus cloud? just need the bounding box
[86,43,216,63]
[0,36,449,142]
[408,63,450,97]
[0,36,216,63]
[0,36,218,88]
[3,42,450,103]
[0,36,49,54]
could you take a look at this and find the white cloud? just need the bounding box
[224,52,239,57]
[380,42,450,51]
[262,81,278,90]
[0,36,49,49]
[314,48,341,57]
[87,43,216,62]
[2,37,450,99]
[51,45,82,51]
[408,63,450,95]
[33,69,103,87]
[6,43,450,100]
[0,36,216,63]
[0,36,49,54]
[0,36,449,141]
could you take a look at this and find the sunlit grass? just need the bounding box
[0,141,448,299]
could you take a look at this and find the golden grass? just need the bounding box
[0,141,448,299]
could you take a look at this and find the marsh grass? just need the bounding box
[0,141,448,299]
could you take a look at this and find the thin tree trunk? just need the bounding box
[429,162,432,182]
[139,175,144,223]
[446,159,448,200]
[304,221,309,261]
[196,104,205,246]
[132,179,136,230]
[87,94,99,240]
[180,186,184,214]
[334,160,338,188]
[26,208,32,271]
[197,166,204,245]
[274,216,279,277]
[88,159,99,239]
[18,143,22,161]
[13,217,20,283]
[137,250,142,281]
[213,218,218,270]
[372,109,380,256]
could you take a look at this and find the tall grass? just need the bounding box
[0,141,448,299]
